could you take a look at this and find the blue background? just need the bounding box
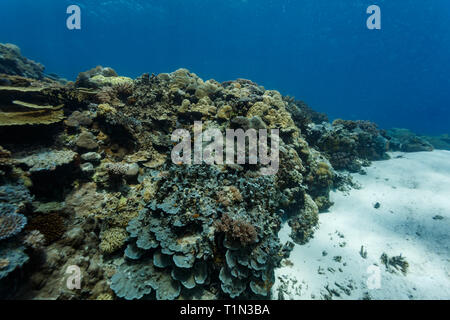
[1,0,449,135]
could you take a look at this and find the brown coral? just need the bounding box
[76,131,98,150]
[26,212,65,244]
[216,186,243,207]
[96,82,133,105]
[215,214,258,246]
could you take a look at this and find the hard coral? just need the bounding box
[0,242,29,280]
[75,66,118,88]
[0,203,27,240]
[23,230,46,249]
[215,214,258,246]
[26,212,65,244]
[65,111,93,129]
[76,131,98,150]
[0,43,44,79]
[99,227,127,254]
[97,82,133,105]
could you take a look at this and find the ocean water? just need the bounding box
[1,0,449,135]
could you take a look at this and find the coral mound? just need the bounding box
[0,43,44,79]
[0,53,411,300]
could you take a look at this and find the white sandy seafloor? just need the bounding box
[272,150,450,300]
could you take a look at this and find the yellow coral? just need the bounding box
[96,293,114,300]
[99,227,128,254]
[316,162,332,178]
[217,105,233,120]
[0,85,65,126]
[0,258,9,269]
[97,103,117,116]
[89,75,133,87]
[247,92,295,129]
[0,108,64,126]
[141,178,158,202]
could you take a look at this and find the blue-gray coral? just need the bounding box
[0,242,29,280]
[111,259,182,300]
[0,203,27,241]
[110,161,286,299]
[110,263,154,300]
[0,184,33,206]
[16,150,78,173]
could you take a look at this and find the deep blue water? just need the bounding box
[1,0,449,135]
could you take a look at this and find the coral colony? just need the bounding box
[171,121,280,175]
[0,43,438,299]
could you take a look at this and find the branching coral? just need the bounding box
[215,214,257,246]
[99,227,128,254]
[380,253,409,275]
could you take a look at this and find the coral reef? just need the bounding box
[0,48,427,300]
[387,128,434,152]
[421,134,450,151]
[0,43,44,79]
[0,66,335,299]
[306,120,390,172]
[0,242,29,280]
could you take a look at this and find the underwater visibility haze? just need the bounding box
[1,0,450,135]
[0,0,449,302]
